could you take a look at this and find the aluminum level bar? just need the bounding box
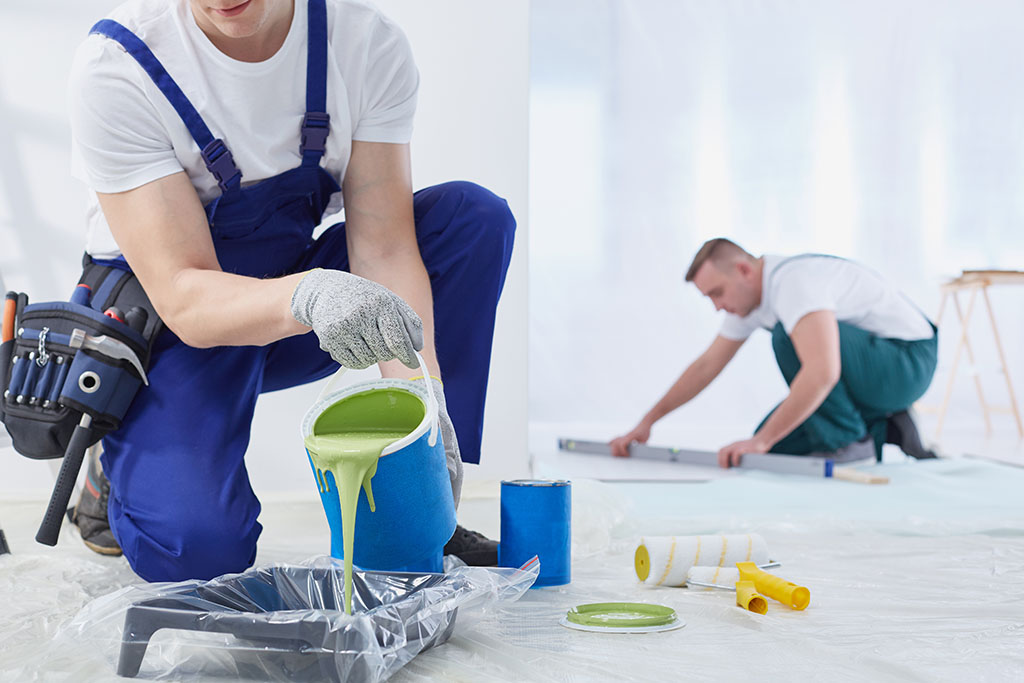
[557,438,864,478]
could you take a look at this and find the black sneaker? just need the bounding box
[68,446,122,556]
[443,525,498,566]
[886,410,937,459]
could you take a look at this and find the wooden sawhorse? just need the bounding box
[926,270,1023,439]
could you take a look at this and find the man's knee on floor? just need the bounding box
[123,516,261,583]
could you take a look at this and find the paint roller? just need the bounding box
[685,564,811,612]
[634,534,770,587]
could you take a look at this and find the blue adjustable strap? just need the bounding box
[89,19,243,192]
[300,0,330,166]
[90,267,129,313]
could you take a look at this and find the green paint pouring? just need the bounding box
[305,432,405,614]
[304,388,426,615]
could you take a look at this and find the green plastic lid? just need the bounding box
[565,602,677,629]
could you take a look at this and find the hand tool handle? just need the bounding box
[36,415,93,546]
[7,355,28,400]
[70,284,92,306]
[737,561,810,610]
[833,466,889,485]
[46,356,69,406]
[104,307,125,324]
[2,292,16,343]
[735,580,767,614]
[17,353,39,402]
[125,307,148,334]
[31,359,56,405]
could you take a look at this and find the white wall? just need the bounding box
[0,0,530,496]
[250,0,531,498]
[529,0,1024,450]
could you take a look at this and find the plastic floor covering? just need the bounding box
[2,454,1024,682]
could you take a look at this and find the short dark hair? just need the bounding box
[685,238,754,281]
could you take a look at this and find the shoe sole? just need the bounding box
[70,506,124,557]
[82,539,123,557]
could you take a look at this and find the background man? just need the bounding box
[611,238,938,467]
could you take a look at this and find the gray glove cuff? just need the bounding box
[290,268,328,328]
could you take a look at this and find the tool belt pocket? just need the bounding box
[0,260,161,459]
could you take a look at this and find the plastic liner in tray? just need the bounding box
[60,556,538,682]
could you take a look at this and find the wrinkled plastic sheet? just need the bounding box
[3,456,1024,682]
[38,558,535,682]
[441,459,1024,683]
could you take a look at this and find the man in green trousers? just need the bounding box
[611,238,938,467]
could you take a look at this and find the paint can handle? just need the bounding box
[415,351,440,448]
[317,365,348,402]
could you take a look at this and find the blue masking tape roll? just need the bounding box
[499,479,571,587]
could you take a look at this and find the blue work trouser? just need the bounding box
[101,181,515,582]
[758,322,938,459]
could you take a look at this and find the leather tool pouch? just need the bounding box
[0,256,163,459]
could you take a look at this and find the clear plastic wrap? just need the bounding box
[52,556,537,682]
[6,455,1024,682]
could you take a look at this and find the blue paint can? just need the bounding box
[301,356,455,574]
[499,479,571,587]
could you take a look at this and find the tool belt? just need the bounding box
[1,255,162,459]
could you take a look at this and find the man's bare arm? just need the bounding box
[717,310,842,466]
[753,310,841,448]
[96,172,308,348]
[610,334,745,457]
[342,140,440,378]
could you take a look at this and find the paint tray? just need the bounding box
[61,556,538,682]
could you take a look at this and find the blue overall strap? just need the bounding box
[300,0,330,166]
[89,19,242,192]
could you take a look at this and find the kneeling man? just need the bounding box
[611,239,938,467]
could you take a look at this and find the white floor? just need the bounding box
[2,426,1024,682]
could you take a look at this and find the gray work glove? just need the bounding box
[419,376,463,508]
[291,269,424,369]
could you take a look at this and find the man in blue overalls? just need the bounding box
[66,0,513,580]
[611,238,939,467]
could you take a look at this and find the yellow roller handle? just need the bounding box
[736,561,810,610]
[735,580,767,614]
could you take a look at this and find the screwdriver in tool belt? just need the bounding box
[125,307,148,334]
[104,307,125,324]
[2,292,15,343]
[70,284,91,306]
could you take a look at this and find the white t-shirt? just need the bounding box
[69,0,418,258]
[718,254,935,342]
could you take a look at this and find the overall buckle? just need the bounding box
[301,112,331,155]
[200,139,242,192]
